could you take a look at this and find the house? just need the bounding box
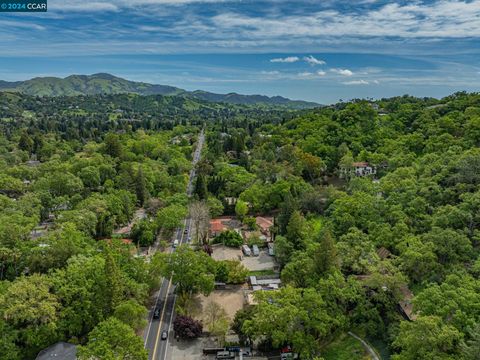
[36,342,77,360]
[113,225,132,236]
[26,160,41,167]
[210,219,228,237]
[398,285,417,321]
[376,247,392,260]
[209,217,240,238]
[249,275,281,291]
[256,217,274,238]
[351,162,377,177]
[224,197,237,206]
[245,275,282,305]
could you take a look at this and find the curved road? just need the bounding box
[144,129,205,360]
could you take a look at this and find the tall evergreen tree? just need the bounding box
[194,174,208,200]
[104,133,123,158]
[314,229,338,276]
[135,167,147,206]
[18,131,33,154]
[104,249,124,315]
[286,210,307,249]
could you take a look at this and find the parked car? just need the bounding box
[252,244,260,256]
[173,239,179,247]
[268,242,274,256]
[242,244,251,256]
[153,308,160,319]
[161,330,168,340]
[216,351,234,359]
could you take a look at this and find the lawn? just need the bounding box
[321,333,373,360]
[248,269,278,277]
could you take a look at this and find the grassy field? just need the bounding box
[321,333,373,360]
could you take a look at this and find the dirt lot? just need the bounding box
[169,289,245,359]
[194,288,245,322]
[211,245,276,271]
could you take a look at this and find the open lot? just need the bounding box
[170,336,215,360]
[211,245,276,271]
[193,288,245,322]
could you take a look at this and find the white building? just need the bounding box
[352,162,377,177]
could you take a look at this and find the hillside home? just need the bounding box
[352,162,377,177]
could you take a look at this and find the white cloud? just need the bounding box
[317,70,326,76]
[52,2,119,11]
[343,80,369,85]
[270,56,300,63]
[0,20,45,31]
[331,68,354,76]
[212,1,480,39]
[261,70,280,75]
[304,55,326,66]
[298,71,314,77]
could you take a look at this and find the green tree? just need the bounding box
[235,200,249,221]
[113,300,147,333]
[214,230,244,247]
[461,323,480,360]
[244,286,345,358]
[274,235,294,267]
[204,302,230,346]
[392,316,463,360]
[313,230,338,276]
[104,133,123,158]
[413,274,480,334]
[156,204,187,234]
[52,255,107,339]
[135,167,147,206]
[207,197,224,218]
[104,249,124,315]
[131,219,156,247]
[0,274,59,358]
[194,174,208,200]
[78,317,148,360]
[18,131,34,154]
[154,245,216,296]
[424,227,472,265]
[286,210,307,249]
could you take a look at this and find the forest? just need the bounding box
[0,90,479,359]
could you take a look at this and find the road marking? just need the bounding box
[149,129,203,359]
[144,282,163,346]
[152,278,173,359]
[151,218,189,359]
[163,289,177,360]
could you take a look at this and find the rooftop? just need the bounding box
[256,216,273,230]
[36,342,77,360]
[352,162,370,167]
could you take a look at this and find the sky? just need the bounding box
[1,0,480,103]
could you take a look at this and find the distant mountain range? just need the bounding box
[0,73,319,109]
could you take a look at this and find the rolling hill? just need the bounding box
[0,73,319,109]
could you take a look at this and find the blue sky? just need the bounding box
[1,0,480,103]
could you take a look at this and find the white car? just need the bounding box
[173,239,179,247]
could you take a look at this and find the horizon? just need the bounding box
[0,72,474,106]
[1,0,479,103]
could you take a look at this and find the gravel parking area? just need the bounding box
[211,245,276,271]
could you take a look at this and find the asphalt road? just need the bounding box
[144,129,205,360]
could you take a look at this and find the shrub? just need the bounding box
[173,315,203,339]
[214,230,243,247]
